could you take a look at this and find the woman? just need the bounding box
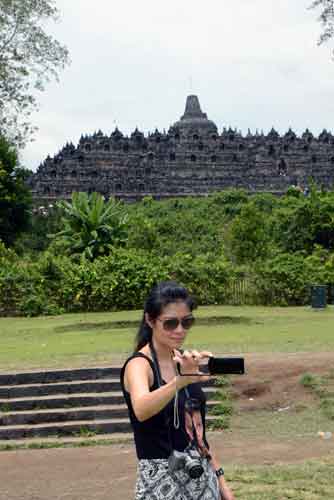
[120,281,234,500]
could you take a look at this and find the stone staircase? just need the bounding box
[0,367,219,441]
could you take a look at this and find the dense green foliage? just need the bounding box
[0,136,32,246]
[0,248,234,316]
[2,187,334,316]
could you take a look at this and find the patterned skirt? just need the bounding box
[135,457,220,500]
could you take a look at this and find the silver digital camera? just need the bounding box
[168,444,204,479]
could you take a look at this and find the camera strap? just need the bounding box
[184,400,211,459]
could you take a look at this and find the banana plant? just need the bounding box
[51,192,128,260]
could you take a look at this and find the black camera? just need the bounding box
[177,356,245,376]
[207,356,245,375]
[168,444,204,479]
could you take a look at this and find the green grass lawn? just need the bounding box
[0,305,334,371]
[230,457,334,499]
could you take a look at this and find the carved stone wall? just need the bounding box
[30,96,334,201]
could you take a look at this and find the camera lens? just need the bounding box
[188,463,204,479]
[185,451,204,479]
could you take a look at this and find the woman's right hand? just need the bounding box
[173,349,214,388]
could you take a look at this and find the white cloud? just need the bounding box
[21,0,334,170]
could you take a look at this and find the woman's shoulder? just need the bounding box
[121,349,155,391]
[121,349,156,383]
[122,349,154,371]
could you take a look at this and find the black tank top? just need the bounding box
[120,352,208,459]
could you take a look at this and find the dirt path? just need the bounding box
[1,352,333,500]
[0,435,333,500]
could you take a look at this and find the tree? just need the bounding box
[14,203,63,253]
[52,192,129,261]
[0,135,32,245]
[0,0,69,146]
[273,188,334,253]
[310,1,334,55]
[229,203,271,265]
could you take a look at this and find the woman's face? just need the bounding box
[148,300,194,350]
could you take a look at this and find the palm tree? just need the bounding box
[52,192,128,260]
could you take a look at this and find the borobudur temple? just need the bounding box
[30,95,334,201]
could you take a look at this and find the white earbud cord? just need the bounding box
[172,351,180,429]
[174,384,180,429]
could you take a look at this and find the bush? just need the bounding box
[59,249,170,312]
[167,252,231,305]
[0,248,236,315]
[58,250,233,312]
[253,253,319,306]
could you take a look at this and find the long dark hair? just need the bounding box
[134,281,195,352]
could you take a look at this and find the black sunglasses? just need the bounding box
[156,316,195,331]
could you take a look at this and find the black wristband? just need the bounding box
[215,467,225,478]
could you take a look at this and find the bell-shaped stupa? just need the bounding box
[173,95,218,135]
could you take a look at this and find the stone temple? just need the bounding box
[30,95,334,201]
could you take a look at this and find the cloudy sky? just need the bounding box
[22,0,334,171]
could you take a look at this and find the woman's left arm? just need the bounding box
[209,450,235,500]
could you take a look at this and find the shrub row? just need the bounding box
[1,246,334,316]
[0,249,231,316]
